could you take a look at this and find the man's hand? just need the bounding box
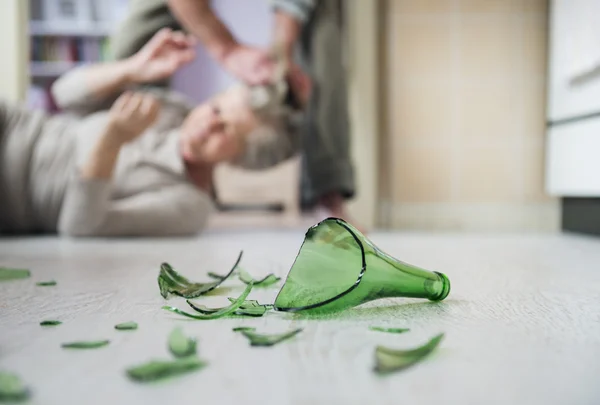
[107,92,160,145]
[221,44,276,85]
[287,63,312,106]
[127,28,196,84]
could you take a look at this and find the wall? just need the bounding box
[381,0,558,231]
[172,0,272,103]
[0,0,29,102]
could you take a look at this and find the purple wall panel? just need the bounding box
[172,0,273,103]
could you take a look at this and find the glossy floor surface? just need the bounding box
[1,231,599,405]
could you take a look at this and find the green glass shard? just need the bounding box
[115,322,138,331]
[0,268,30,282]
[207,271,232,281]
[232,327,256,332]
[369,326,410,334]
[168,327,197,358]
[187,299,267,317]
[158,251,242,299]
[40,320,62,326]
[126,357,206,382]
[61,340,110,349]
[227,298,262,308]
[235,306,267,317]
[0,372,30,402]
[274,218,451,314]
[234,327,303,347]
[36,280,57,286]
[374,333,444,374]
[188,297,273,317]
[163,282,253,320]
[158,276,171,299]
[238,268,281,287]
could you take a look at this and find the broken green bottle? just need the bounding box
[274,218,450,313]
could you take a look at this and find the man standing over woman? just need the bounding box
[111,0,356,222]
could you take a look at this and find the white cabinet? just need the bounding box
[547,119,600,195]
[547,0,600,196]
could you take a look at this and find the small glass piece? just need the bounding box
[61,340,110,349]
[115,322,138,331]
[230,298,272,316]
[158,251,242,299]
[369,326,410,334]
[238,268,281,287]
[374,333,444,374]
[126,357,206,382]
[163,283,253,320]
[40,320,62,326]
[0,268,30,282]
[207,271,232,281]
[0,372,30,402]
[274,218,451,313]
[36,280,57,286]
[168,327,197,358]
[232,327,256,332]
[234,327,303,347]
[187,299,268,318]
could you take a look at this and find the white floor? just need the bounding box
[1,230,600,405]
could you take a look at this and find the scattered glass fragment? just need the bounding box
[115,322,138,331]
[35,280,56,286]
[207,271,232,281]
[374,333,444,374]
[187,299,268,317]
[238,268,280,287]
[163,283,253,320]
[61,340,110,349]
[126,357,206,382]
[232,327,256,332]
[40,320,62,326]
[168,327,197,358]
[274,218,451,313]
[158,251,242,299]
[0,268,30,282]
[189,298,271,318]
[0,371,30,402]
[369,326,410,334]
[234,327,303,347]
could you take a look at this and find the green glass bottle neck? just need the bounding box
[362,245,450,302]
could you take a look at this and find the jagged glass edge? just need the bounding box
[273,217,367,312]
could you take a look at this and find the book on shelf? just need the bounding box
[31,36,111,63]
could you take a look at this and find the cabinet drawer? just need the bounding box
[546,118,600,196]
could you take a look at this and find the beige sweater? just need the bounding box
[0,69,212,237]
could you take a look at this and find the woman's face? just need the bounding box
[180,86,259,164]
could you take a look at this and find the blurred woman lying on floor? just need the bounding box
[0,29,301,237]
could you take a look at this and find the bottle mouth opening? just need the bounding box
[429,271,451,301]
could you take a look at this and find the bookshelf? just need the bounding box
[28,0,128,110]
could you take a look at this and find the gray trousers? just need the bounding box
[110,0,354,206]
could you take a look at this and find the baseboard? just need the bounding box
[562,198,600,236]
[385,201,560,232]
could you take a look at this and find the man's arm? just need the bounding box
[271,1,316,105]
[167,0,236,61]
[272,0,316,56]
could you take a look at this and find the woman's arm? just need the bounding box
[52,28,195,114]
[58,91,213,237]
